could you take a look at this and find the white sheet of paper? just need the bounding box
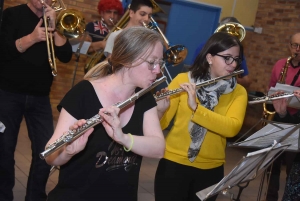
[235,122,299,151]
[268,83,300,109]
[69,39,91,55]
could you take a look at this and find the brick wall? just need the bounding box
[3,0,300,121]
[244,0,300,94]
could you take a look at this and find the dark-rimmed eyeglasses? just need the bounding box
[213,54,242,65]
[291,43,300,49]
[141,58,166,70]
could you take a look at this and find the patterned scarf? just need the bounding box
[187,71,237,162]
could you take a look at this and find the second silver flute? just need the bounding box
[40,76,167,160]
[154,70,244,101]
[248,92,294,104]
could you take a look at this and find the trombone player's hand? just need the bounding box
[43,2,56,31]
[30,19,47,43]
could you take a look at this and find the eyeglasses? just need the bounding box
[141,58,166,70]
[213,54,242,65]
[290,43,300,49]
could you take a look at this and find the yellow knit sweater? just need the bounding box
[160,72,247,169]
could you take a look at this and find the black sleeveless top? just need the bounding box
[47,80,157,201]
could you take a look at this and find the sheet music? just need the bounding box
[196,144,289,201]
[69,39,91,55]
[268,83,300,109]
[233,123,300,150]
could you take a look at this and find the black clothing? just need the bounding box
[155,159,223,201]
[0,4,72,201]
[48,80,157,201]
[0,4,72,96]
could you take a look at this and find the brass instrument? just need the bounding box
[261,53,298,127]
[41,0,57,76]
[41,0,85,76]
[56,9,86,39]
[278,54,298,84]
[154,70,244,101]
[83,18,121,74]
[39,76,167,159]
[84,0,165,74]
[143,17,188,67]
[214,22,246,42]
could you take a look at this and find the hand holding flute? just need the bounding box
[272,90,300,117]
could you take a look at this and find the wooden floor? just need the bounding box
[12,119,287,201]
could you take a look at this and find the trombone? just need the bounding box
[41,0,86,76]
[41,0,57,76]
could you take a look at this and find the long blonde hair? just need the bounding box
[84,27,163,80]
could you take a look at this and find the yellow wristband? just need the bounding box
[123,133,134,152]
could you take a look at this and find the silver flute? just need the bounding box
[248,92,294,105]
[40,76,167,159]
[154,70,244,101]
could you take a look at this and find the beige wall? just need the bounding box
[196,0,259,27]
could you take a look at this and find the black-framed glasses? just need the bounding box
[213,54,243,65]
[141,58,166,70]
[290,43,300,49]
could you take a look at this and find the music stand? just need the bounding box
[230,120,300,151]
[228,119,300,200]
[69,32,91,87]
[196,143,290,201]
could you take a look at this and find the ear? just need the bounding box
[206,53,213,64]
[129,10,134,18]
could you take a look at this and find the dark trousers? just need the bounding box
[155,158,224,201]
[282,154,300,201]
[0,89,53,201]
[266,152,296,201]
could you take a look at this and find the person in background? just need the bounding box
[104,0,153,59]
[266,32,300,201]
[154,32,247,201]
[85,0,123,54]
[271,90,300,201]
[46,27,165,201]
[0,0,72,200]
[193,17,251,89]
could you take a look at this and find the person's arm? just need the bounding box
[269,60,283,88]
[159,76,182,130]
[273,90,300,124]
[104,31,118,59]
[132,107,165,158]
[88,40,106,53]
[97,102,165,159]
[45,108,94,166]
[0,7,35,60]
[192,86,248,138]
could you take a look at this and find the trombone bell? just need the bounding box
[164,45,188,66]
[150,0,165,14]
[56,9,86,38]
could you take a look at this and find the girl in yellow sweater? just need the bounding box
[155,32,248,201]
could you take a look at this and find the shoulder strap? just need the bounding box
[290,69,300,86]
